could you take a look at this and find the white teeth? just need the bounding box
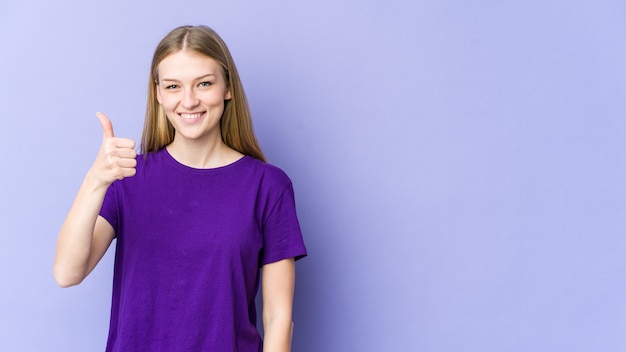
[180,113,202,119]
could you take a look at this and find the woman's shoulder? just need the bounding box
[236,157,294,196]
[245,157,291,181]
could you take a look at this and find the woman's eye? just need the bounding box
[165,84,179,90]
[199,82,212,87]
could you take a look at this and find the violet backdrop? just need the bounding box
[1,0,625,351]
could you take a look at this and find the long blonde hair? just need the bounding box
[141,25,266,162]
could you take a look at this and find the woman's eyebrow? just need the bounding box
[160,73,217,82]
[195,73,216,81]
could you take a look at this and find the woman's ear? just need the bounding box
[224,89,232,101]
[155,81,162,104]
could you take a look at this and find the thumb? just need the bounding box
[96,112,115,139]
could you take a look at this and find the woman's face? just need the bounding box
[156,50,231,144]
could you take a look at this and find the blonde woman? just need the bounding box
[54,25,306,352]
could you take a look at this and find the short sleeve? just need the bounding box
[99,182,119,234]
[260,182,307,266]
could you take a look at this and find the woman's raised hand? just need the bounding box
[92,112,137,185]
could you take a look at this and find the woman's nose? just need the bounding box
[182,88,199,109]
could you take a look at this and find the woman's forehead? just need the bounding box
[158,50,222,80]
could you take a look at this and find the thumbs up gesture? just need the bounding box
[91,112,137,185]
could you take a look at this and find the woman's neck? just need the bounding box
[166,136,243,169]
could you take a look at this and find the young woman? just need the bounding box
[53,25,307,352]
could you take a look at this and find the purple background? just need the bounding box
[1,1,625,351]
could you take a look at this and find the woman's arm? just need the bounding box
[262,258,296,352]
[53,180,115,287]
[52,112,136,287]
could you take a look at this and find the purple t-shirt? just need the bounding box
[99,148,307,351]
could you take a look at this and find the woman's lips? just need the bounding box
[179,112,205,120]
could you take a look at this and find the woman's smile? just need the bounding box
[179,111,206,123]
